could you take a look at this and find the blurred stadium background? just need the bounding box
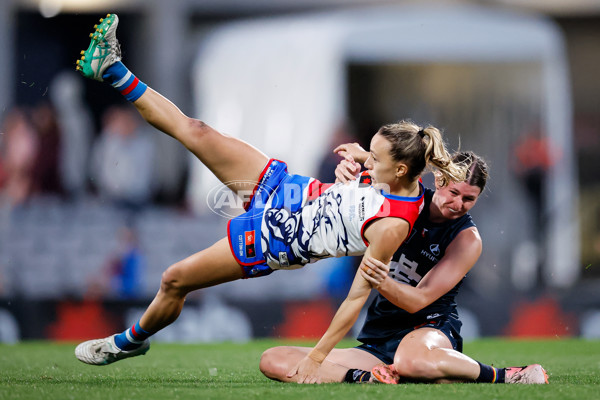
[0,0,599,344]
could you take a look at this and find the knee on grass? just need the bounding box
[259,347,292,380]
[393,357,441,381]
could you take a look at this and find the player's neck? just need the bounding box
[389,179,420,197]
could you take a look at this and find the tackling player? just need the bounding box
[260,149,549,384]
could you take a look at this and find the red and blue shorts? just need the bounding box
[227,159,307,278]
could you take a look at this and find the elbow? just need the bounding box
[404,304,422,314]
[402,297,431,314]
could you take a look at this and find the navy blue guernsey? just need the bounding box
[357,188,476,343]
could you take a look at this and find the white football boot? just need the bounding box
[75,334,149,365]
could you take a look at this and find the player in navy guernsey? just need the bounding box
[356,186,473,345]
[261,151,549,385]
[73,14,468,370]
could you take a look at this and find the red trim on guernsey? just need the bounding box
[307,179,334,201]
[120,77,139,95]
[359,193,423,247]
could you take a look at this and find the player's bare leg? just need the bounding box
[138,238,243,333]
[260,346,383,383]
[372,328,548,384]
[392,328,479,382]
[76,13,269,197]
[76,238,243,365]
[132,88,269,196]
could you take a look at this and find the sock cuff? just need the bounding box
[343,368,371,384]
[116,75,147,102]
[115,320,151,350]
[134,321,149,335]
[104,61,148,102]
[343,369,357,383]
[130,321,150,340]
[476,361,502,383]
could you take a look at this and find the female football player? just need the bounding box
[73,14,466,367]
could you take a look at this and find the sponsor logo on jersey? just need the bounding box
[278,252,290,268]
[245,230,256,258]
[348,204,356,222]
[358,196,366,221]
[238,234,244,257]
[420,248,438,262]
[261,160,279,182]
[419,243,441,261]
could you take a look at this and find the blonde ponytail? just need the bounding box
[421,126,467,186]
[377,120,466,186]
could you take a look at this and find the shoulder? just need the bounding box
[364,217,410,244]
[447,226,482,256]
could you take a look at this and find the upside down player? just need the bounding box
[73,14,468,374]
[259,146,549,384]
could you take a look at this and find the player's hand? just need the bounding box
[287,356,322,384]
[333,142,368,164]
[334,159,361,183]
[360,256,390,289]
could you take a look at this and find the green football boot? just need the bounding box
[76,13,121,81]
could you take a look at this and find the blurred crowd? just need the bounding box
[0,70,164,302]
[0,71,159,213]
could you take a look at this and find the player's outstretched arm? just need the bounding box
[286,219,408,384]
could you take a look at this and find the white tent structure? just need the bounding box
[190,4,579,289]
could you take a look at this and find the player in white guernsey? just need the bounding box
[228,160,425,273]
[72,14,467,369]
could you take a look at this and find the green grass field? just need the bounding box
[1,338,598,400]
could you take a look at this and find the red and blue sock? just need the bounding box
[114,320,151,351]
[103,61,147,102]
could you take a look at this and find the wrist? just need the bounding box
[308,348,327,364]
[377,276,391,292]
[355,150,369,164]
[374,276,387,289]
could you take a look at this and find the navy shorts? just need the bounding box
[356,318,463,364]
